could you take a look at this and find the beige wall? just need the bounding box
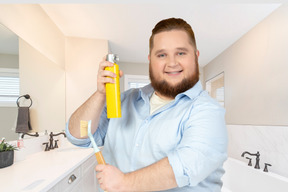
[65,37,108,121]
[204,4,288,126]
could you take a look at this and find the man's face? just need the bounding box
[148,30,199,99]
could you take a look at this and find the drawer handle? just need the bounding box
[68,174,77,184]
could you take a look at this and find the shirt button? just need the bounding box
[136,143,139,147]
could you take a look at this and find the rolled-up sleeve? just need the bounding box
[167,99,228,187]
[65,108,109,148]
[65,120,91,147]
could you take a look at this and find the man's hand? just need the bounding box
[95,157,177,192]
[95,164,129,191]
[97,57,123,96]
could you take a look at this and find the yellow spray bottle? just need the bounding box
[105,54,121,118]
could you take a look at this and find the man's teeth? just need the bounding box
[167,71,181,74]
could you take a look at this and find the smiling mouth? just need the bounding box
[165,70,183,75]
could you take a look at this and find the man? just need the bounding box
[66,18,228,192]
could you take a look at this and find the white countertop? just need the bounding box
[0,141,94,192]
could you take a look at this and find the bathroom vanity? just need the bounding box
[0,140,99,192]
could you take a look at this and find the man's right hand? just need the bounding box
[96,57,123,96]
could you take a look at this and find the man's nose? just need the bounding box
[167,55,178,67]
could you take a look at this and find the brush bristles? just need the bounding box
[80,120,88,138]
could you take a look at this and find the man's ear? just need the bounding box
[196,50,200,58]
[148,54,151,61]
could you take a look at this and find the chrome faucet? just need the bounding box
[241,151,260,169]
[49,132,66,150]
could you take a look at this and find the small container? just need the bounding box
[17,134,24,149]
[105,54,121,118]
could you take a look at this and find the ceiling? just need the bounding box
[40,3,281,67]
[0,3,282,67]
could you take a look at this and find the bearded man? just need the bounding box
[66,18,228,192]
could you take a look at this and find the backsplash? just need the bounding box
[227,124,288,178]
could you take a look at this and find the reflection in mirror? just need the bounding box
[0,23,19,141]
[206,72,224,107]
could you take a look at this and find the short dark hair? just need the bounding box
[149,18,197,53]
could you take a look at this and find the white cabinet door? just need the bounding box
[82,155,98,192]
[47,154,99,192]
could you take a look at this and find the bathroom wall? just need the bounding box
[204,4,288,177]
[204,4,288,126]
[65,36,108,121]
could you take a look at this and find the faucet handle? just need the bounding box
[263,163,272,172]
[246,157,252,166]
[54,140,59,148]
[42,142,49,151]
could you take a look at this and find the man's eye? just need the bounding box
[158,54,165,58]
[178,52,186,56]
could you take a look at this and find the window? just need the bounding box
[0,68,19,107]
[124,75,150,91]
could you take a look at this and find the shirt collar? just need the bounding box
[138,84,154,102]
[175,80,203,101]
[138,80,203,102]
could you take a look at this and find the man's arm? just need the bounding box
[68,91,106,138]
[95,157,178,192]
[68,58,117,138]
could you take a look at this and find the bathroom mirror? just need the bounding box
[0,23,19,141]
[0,22,66,142]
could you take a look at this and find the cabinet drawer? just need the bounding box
[82,155,97,175]
[58,166,81,192]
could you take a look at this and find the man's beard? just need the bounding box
[149,58,199,99]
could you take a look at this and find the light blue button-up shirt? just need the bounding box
[66,81,228,192]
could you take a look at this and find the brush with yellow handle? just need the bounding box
[80,120,106,165]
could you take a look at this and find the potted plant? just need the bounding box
[0,138,17,168]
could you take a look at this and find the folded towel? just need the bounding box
[15,107,32,133]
